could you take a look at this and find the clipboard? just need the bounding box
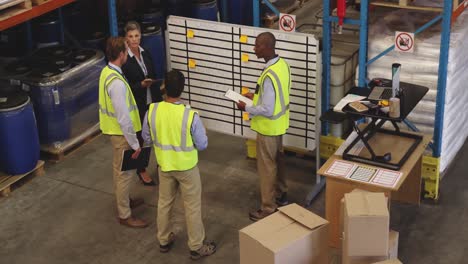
[120,146,152,171]
[224,89,253,107]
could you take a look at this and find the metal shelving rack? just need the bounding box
[321,0,467,200]
[0,0,74,50]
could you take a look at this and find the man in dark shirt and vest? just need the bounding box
[237,32,292,221]
[142,70,217,260]
[99,37,148,228]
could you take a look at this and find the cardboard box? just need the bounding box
[343,255,387,264]
[344,192,389,256]
[388,230,399,259]
[339,190,390,242]
[340,189,372,239]
[239,203,329,264]
[342,230,399,264]
[373,259,402,264]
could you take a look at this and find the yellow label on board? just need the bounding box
[187,30,194,38]
[189,59,196,68]
[240,35,248,43]
[241,54,249,62]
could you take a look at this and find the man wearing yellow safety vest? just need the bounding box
[99,37,148,228]
[237,32,291,221]
[142,70,217,260]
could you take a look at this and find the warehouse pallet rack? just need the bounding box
[0,0,75,49]
[318,0,467,202]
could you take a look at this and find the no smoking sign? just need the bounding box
[279,13,296,32]
[395,31,415,53]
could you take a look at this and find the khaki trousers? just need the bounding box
[110,135,134,219]
[157,166,205,251]
[256,133,288,213]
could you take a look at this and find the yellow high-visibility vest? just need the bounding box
[99,66,141,135]
[148,102,198,172]
[251,57,291,136]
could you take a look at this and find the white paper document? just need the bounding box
[333,94,366,113]
[224,90,253,107]
[326,159,403,188]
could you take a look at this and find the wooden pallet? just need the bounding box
[31,0,48,6]
[0,160,45,197]
[0,0,31,20]
[41,131,101,162]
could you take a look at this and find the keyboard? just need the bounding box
[368,86,393,100]
[381,89,393,99]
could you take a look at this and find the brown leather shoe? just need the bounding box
[119,217,149,228]
[130,198,144,209]
[249,209,277,222]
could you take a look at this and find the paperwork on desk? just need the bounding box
[225,90,253,107]
[333,94,367,113]
[329,131,403,188]
[325,159,403,188]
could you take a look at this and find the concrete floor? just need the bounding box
[1,130,468,264]
[0,131,318,264]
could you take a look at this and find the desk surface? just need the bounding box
[343,80,429,121]
[318,131,431,191]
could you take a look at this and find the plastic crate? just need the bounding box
[319,135,345,159]
[422,155,440,200]
[246,139,256,159]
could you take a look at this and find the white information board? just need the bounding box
[167,16,320,151]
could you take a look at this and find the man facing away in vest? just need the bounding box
[237,32,292,221]
[142,70,217,260]
[99,37,148,228]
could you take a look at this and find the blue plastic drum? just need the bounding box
[26,67,72,144]
[33,14,61,48]
[141,24,166,80]
[167,0,191,17]
[0,23,29,58]
[141,8,165,30]
[63,2,89,39]
[0,89,40,175]
[193,0,218,21]
[228,0,253,25]
[81,31,106,52]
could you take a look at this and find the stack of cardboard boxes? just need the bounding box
[239,193,403,264]
[341,190,401,264]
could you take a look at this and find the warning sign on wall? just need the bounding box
[279,13,296,32]
[395,31,415,53]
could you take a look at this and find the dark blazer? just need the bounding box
[122,49,163,121]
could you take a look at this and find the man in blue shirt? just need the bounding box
[142,70,216,260]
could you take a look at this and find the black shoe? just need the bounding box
[249,209,277,222]
[137,172,156,186]
[190,241,217,260]
[276,192,289,206]
[160,233,175,253]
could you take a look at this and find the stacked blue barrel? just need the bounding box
[193,0,219,21]
[33,12,62,48]
[2,45,105,146]
[0,23,29,59]
[0,85,40,175]
[141,23,166,80]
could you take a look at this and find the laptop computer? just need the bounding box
[367,86,394,101]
